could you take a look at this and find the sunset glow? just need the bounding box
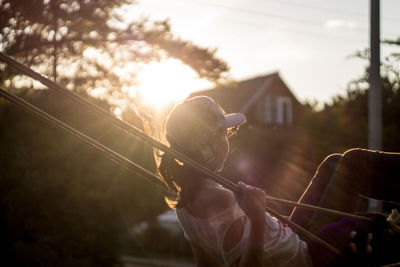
[134,59,212,110]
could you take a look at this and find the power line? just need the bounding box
[140,3,368,44]
[138,0,398,43]
[217,15,367,44]
[276,0,400,22]
[187,0,398,36]
[193,0,338,27]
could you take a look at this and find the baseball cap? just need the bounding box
[166,96,246,153]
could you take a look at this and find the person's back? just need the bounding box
[176,182,246,266]
[176,179,312,267]
[154,96,399,266]
[156,96,313,266]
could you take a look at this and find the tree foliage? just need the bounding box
[0,1,232,265]
[0,89,167,266]
[0,0,229,102]
[301,36,400,152]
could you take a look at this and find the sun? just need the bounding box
[134,59,212,110]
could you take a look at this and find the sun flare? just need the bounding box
[134,59,212,110]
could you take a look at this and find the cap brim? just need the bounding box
[224,113,246,128]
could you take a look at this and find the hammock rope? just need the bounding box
[1,52,379,256]
[0,86,341,256]
[0,52,372,222]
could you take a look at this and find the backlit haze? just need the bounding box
[122,0,400,109]
[134,59,212,109]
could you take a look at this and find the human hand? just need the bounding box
[236,182,266,224]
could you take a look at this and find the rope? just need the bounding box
[0,86,342,256]
[0,52,371,221]
[0,87,169,193]
[1,52,373,256]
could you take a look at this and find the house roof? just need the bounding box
[190,72,298,114]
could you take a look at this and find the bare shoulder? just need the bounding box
[190,185,237,218]
[206,186,236,206]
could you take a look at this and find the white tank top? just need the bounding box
[176,202,312,267]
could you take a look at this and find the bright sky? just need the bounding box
[126,0,400,106]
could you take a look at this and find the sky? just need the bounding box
[127,0,400,105]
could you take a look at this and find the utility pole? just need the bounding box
[53,15,57,82]
[368,0,382,150]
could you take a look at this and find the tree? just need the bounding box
[346,37,400,151]
[0,88,169,266]
[0,0,229,104]
[300,36,400,152]
[0,1,232,265]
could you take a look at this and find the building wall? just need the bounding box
[191,74,304,127]
[249,78,300,126]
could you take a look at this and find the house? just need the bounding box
[191,72,303,126]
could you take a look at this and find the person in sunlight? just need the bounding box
[155,96,398,267]
[159,96,308,266]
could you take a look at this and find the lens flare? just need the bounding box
[134,59,212,110]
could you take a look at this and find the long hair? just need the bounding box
[136,103,205,209]
[158,150,205,209]
[136,98,238,209]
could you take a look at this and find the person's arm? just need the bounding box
[190,240,223,267]
[235,182,266,267]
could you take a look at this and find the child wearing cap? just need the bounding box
[158,96,311,266]
[156,96,398,267]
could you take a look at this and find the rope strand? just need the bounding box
[0,52,371,221]
[0,52,373,256]
[0,87,343,256]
